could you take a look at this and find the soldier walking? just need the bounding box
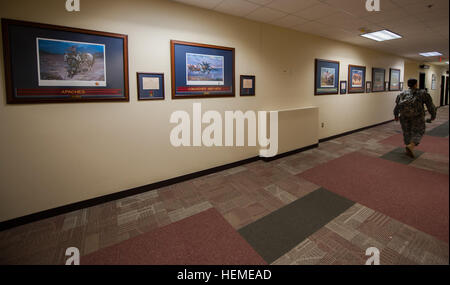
[394,78,436,158]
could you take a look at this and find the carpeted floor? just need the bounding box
[299,152,449,243]
[83,208,266,265]
[380,133,449,155]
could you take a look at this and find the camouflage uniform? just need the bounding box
[394,88,436,146]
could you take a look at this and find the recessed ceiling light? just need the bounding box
[360,30,402,42]
[419,52,443,57]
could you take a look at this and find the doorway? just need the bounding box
[419,72,426,90]
[445,76,449,105]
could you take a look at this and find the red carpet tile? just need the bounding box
[82,208,267,265]
[380,134,449,155]
[298,152,449,243]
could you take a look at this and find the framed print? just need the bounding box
[315,59,340,95]
[240,75,255,96]
[340,81,347,94]
[348,65,366,93]
[366,81,372,93]
[372,68,386,92]
[170,40,235,99]
[137,73,164,100]
[389,68,401,91]
[431,74,437,90]
[1,19,129,104]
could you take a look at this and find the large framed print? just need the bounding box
[348,64,366,94]
[137,72,164,100]
[1,19,129,104]
[171,40,235,99]
[372,68,386,92]
[315,59,340,95]
[389,68,401,91]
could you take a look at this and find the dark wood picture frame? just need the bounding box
[372,68,386,92]
[389,68,401,91]
[240,75,256,96]
[170,40,235,99]
[340,81,347,94]
[348,64,366,94]
[136,72,165,101]
[1,18,129,104]
[314,58,340,95]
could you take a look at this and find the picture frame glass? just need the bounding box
[171,41,235,99]
[137,73,164,100]
[240,75,255,96]
[348,65,366,93]
[390,69,401,91]
[2,19,129,104]
[315,59,339,95]
[372,68,385,92]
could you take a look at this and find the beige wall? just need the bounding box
[0,0,432,221]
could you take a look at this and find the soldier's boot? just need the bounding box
[405,143,415,158]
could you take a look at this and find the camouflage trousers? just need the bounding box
[399,115,426,146]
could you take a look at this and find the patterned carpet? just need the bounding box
[0,107,448,265]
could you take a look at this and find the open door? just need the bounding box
[419,72,426,90]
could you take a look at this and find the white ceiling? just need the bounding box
[172,0,449,64]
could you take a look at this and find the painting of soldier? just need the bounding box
[37,38,106,86]
[351,70,363,87]
[320,67,335,88]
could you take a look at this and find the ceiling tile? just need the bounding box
[362,8,409,24]
[173,0,223,10]
[316,11,377,33]
[294,3,340,21]
[245,6,287,23]
[323,0,397,17]
[270,15,309,28]
[266,0,319,13]
[246,0,274,5]
[214,0,260,17]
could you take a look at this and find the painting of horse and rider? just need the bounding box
[37,38,106,86]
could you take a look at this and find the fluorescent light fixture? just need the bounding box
[419,52,443,57]
[361,30,402,42]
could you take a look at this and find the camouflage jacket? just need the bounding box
[394,88,436,120]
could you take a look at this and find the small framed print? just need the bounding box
[240,75,255,96]
[366,81,372,93]
[340,81,347,94]
[348,64,366,93]
[400,82,404,91]
[137,72,164,100]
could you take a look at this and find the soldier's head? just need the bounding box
[407,78,418,89]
